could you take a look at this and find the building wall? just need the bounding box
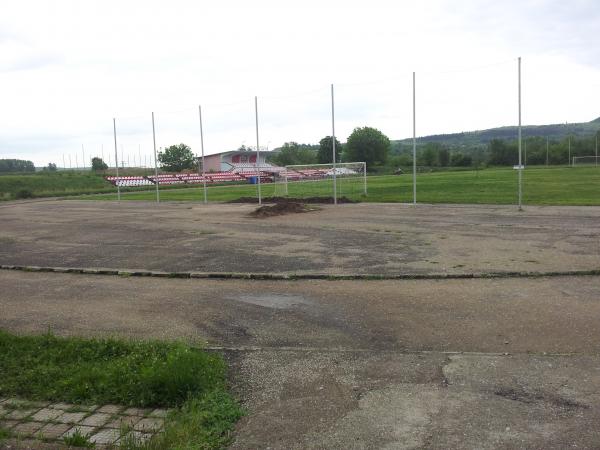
[204,152,268,172]
[203,154,222,173]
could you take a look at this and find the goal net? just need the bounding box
[572,156,600,166]
[273,162,367,200]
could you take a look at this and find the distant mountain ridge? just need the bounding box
[395,117,600,148]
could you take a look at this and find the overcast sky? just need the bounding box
[1,0,600,167]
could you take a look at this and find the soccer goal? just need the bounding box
[572,156,599,167]
[273,162,367,200]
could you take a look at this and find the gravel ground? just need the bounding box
[0,200,599,275]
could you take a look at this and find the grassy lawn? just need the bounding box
[0,330,243,449]
[81,166,600,206]
[0,172,115,200]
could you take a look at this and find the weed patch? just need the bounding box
[0,330,243,449]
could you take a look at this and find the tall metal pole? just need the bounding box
[101,144,104,163]
[62,154,66,170]
[596,132,598,167]
[75,153,78,170]
[363,162,367,195]
[69,154,72,169]
[517,57,523,211]
[138,144,141,169]
[113,118,121,201]
[152,112,160,203]
[412,72,417,206]
[82,144,85,169]
[254,96,262,205]
[331,84,337,205]
[198,105,207,204]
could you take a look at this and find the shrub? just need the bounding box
[14,189,33,199]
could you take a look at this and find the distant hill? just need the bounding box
[394,117,600,149]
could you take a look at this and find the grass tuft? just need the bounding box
[0,330,243,449]
[63,428,95,448]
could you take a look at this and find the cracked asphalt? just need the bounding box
[1,271,600,449]
[1,200,600,275]
[1,200,600,448]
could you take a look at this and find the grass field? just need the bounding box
[0,331,242,449]
[83,166,600,205]
[0,172,112,200]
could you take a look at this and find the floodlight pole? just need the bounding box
[69,154,72,169]
[151,112,160,203]
[82,144,85,169]
[517,57,523,211]
[255,96,262,205]
[331,84,337,205]
[596,132,598,167]
[101,144,104,163]
[62,154,66,170]
[198,105,207,204]
[113,118,121,201]
[412,72,417,206]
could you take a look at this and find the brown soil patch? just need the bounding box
[230,196,356,204]
[250,201,316,218]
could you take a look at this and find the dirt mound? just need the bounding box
[230,196,355,204]
[250,202,316,218]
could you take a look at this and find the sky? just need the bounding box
[1,0,600,167]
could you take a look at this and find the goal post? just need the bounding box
[572,156,599,167]
[274,162,367,200]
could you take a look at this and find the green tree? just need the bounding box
[269,142,317,166]
[44,163,57,172]
[91,157,108,171]
[0,159,35,173]
[317,136,342,164]
[345,127,390,169]
[419,144,437,166]
[450,152,472,166]
[488,139,518,166]
[158,143,195,172]
[438,148,450,167]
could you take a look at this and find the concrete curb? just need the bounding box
[1,264,599,281]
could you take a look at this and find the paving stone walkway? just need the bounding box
[0,398,170,447]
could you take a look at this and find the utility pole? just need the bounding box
[596,131,598,167]
[331,84,337,205]
[254,96,262,205]
[198,105,207,203]
[113,118,121,201]
[517,57,523,211]
[412,71,417,206]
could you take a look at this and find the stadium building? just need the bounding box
[202,149,276,173]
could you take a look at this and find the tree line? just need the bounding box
[8,129,596,176]
[0,159,36,173]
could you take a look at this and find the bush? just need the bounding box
[14,189,33,199]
